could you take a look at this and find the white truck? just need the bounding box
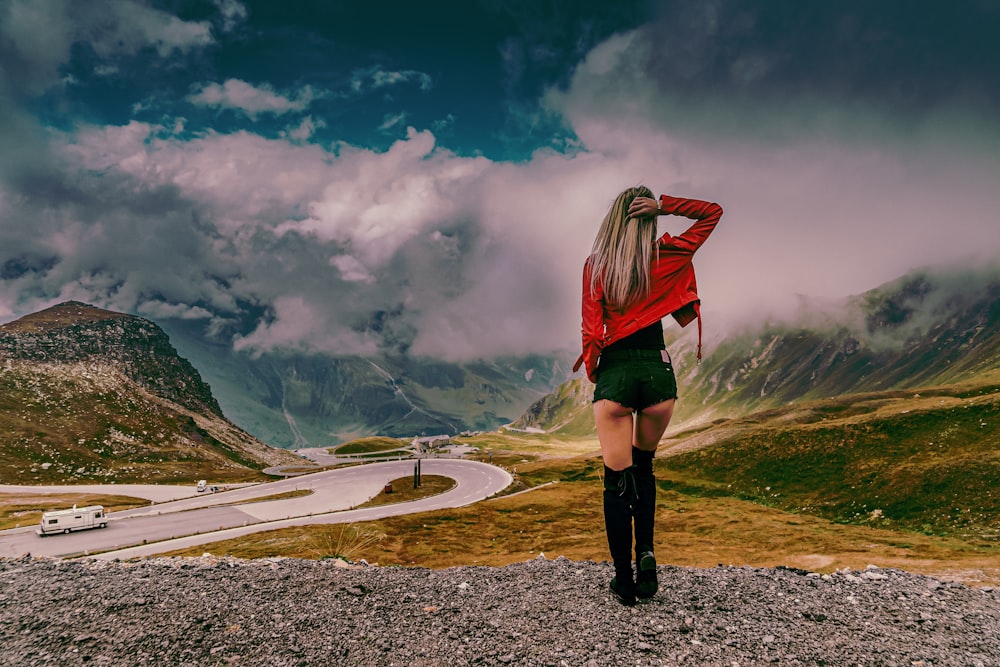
[37,505,108,536]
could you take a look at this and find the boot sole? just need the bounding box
[636,553,658,599]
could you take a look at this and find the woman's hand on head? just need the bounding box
[628,196,659,219]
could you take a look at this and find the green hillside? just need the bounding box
[657,380,1000,540]
[0,360,291,484]
[0,302,301,484]
[508,378,594,437]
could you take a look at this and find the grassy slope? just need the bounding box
[657,382,1000,540]
[332,437,410,455]
[160,379,1000,585]
[0,361,295,485]
[0,302,129,333]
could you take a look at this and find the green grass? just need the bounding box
[350,450,414,459]
[355,475,455,508]
[657,387,1000,540]
[456,431,600,459]
[332,437,410,455]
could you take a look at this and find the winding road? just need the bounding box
[0,459,512,560]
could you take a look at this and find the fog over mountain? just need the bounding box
[514,264,1000,434]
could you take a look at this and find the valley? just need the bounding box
[157,378,1000,586]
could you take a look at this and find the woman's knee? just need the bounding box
[603,454,632,472]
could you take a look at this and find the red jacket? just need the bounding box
[574,195,723,382]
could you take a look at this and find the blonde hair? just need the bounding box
[589,186,657,312]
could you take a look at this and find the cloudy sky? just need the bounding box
[1,0,998,362]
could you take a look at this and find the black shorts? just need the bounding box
[592,348,678,411]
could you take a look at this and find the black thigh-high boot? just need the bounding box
[603,465,637,606]
[632,447,658,599]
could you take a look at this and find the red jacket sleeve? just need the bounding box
[658,195,723,254]
[575,257,604,382]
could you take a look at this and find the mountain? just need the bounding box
[158,316,572,448]
[510,377,595,437]
[513,266,1000,434]
[0,302,300,484]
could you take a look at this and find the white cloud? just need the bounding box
[373,69,432,91]
[285,115,325,142]
[62,121,333,233]
[93,64,120,77]
[213,0,248,33]
[329,255,373,283]
[189,79,316,117]
[350,67,433,94]
[89,1,213,58]
[233,295,379,357]
[276,127,492,268]
[379,113,408,132]
[137,301,214,320]
[39,119,584,358]
[0,0,212,95]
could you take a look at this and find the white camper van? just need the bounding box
[37,505,108,536]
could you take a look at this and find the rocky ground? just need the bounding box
[1,555,998,666]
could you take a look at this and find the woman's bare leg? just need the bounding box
[593,399,636,471]
[634,398,675,451]
[594,398,639,603]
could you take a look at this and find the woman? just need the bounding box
[573,186,723,605]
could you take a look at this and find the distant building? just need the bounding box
[411,435,452,452]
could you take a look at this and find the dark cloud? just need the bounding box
[642,0,1000,113]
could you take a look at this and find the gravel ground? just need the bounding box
[1,555,998,666]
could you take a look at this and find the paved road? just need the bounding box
[290,445,478,469]
[0,482,208,503]
[0,459,512,560]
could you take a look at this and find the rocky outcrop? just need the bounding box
[0,302,300,483]
[0,302,221,417]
